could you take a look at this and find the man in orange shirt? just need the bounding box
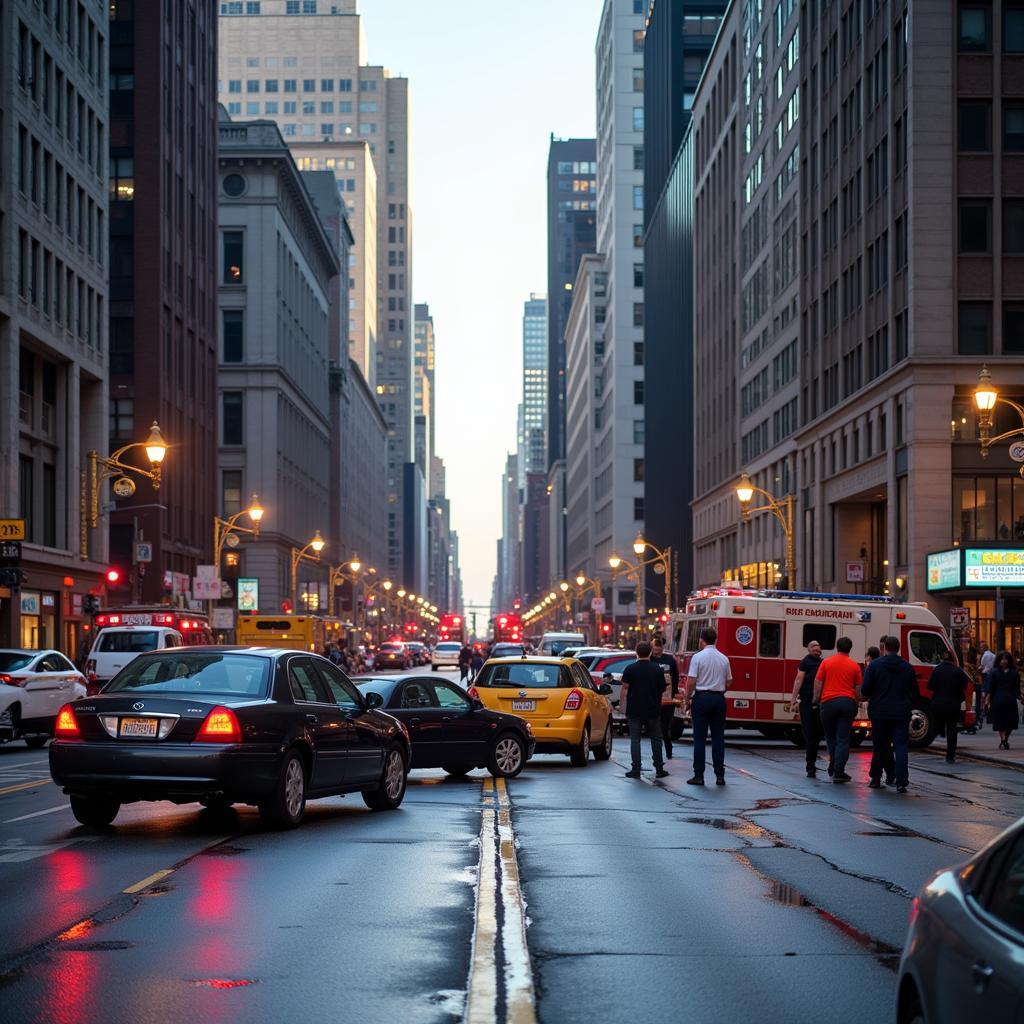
[813,636,862,784]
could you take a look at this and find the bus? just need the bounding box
[492,612,522,643]
[439,612,466,644]
[236,614,346,652]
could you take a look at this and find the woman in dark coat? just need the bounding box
[988,651,1022,749]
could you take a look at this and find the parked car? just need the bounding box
[538,632,586,656]
[355,674,535,778]
[897,814,1024,1023]
[373,641,412,670]
[86,626,184,690]
[0,649,87,747]
[49,647,411,829]
[431,641,462,671]
[405,641,430,666]
[470,656,614,766]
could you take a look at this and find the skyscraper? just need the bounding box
[522,294,548,475]
[414,303,436,477]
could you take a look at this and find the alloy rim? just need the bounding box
[908,709,929,742]
[284,758,304,818]
[385,750,405,800]
[495,738,522,774]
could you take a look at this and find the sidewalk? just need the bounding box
[929,727,1024,770]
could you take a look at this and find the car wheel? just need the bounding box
[488,733,526,778]
[70,795,120,827]
[24,735,49,749]
[442,763,474,776]
[569,723,591,767]
[592,720,613,761]
[908,706,938,749]
[898,986,926,1024]
[363,745,408,810]
[259,750,306,830]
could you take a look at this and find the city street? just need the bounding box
[0,727,1018,1024]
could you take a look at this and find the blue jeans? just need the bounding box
[691,691,726,778]
[870,719,910,787]
[819,697,856,775]
[628,715,663,770]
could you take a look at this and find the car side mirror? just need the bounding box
[598,683,614,696]
[364,691,384,710]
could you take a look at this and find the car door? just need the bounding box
[316,660,385,785]
[286,657,350,791]
[23,654,71,721]
[430,679,488,764]
[572,663,609,735]
[391,680,442,768]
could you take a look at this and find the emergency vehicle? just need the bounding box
[92,608,213,645]
[664,588,974,749]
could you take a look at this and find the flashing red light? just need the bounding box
[180,620,192,630]
[55,704,81,738]
[563,689,584,711]
[453,617,461,625]
[601,623,612,634]
[63,576,75,587]
[281,601,292,613]
[105,568,122,585]
[196,706,241,743]
[498,616,508,626]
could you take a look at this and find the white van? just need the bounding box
[86,626,184,687]
[538,632,586,656]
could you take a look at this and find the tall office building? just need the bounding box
[218,1,413,583]
[107,0,219,606]
[414,304,436,477]
[546,138,597,471]
[522,294,548,474]
[0,1,109,651]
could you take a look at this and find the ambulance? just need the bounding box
[664,588,974,749]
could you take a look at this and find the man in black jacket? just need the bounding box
[652,640,680,760]
[927,649,970,763]
[861,635,918,792]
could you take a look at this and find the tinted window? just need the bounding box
[435,643,460,653]
[105,653,269,696]
[987,832,1024,935]
[759,622,783,657]
[433,682,470,709]
[39,654,65,672]
[477,663,568,688]
[802,624,836,650]
[289,660,328,702]
[98,631,159,653]
[909,632,946,665]
[400,682,435,708]
[0,653,34,671]
[316,661,361,709]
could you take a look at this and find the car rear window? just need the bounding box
[543,640,581,656]
[492,645,526,657]
[104,653,270,697]
[436,643,460,652]
[0,653,34,672]
[97,631,160,653]
[477,663,568,688]
[380,643,402,652]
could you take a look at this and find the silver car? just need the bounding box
[897,816,1024,1023]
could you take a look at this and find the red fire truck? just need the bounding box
[439,612,466,644]
[664,588,973,749]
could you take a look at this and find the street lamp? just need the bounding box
[734,472,796,590]
[87,421,170,529]
[609,553,643,632]
[974,365,1024,476]
[214,494,264,566]
[328,554,370,619]
[573,572,605,636]
[632,533,673,613]
[290,530,325,610]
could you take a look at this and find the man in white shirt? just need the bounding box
[979,641,996,724]
[683,627,732,786]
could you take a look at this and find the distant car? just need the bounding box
[490,643,527,659]
[49,647,411,829]
[355,674,535,778]
[0,649,87,748]
[431,641,462,671]
[897,815,1024,1023]
[405,641,430,666]
[86,626,184,690]
[374,641,412,670]
[538,632,586,656]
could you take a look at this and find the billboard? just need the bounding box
[237,578,260,612]
[926,549,962,591]
[964,549,1024,587]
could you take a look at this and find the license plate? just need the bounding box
[511,700,535,712]
[119,717,158,738]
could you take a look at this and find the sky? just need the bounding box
[359,0,599,615]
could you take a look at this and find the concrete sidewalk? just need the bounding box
[931,725,1024,770]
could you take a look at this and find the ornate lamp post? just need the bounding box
[632,533,672,614]
[734,472,796,590]
[87,421,169,530]
[608,554,643,634]
[975,365,1024,476]
[290,530,325,610]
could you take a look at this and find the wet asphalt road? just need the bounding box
[0,727,1019,1024]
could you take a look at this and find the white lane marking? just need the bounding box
[3,804,69,824]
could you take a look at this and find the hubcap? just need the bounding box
[908,709,929,742]
[384,750,405,800]
[495,738,522,774]
[284,758,304,818]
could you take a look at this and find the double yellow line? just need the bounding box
[0,779,51,797]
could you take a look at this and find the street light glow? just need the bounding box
[349,557,362,573]
[632,533,646,556]
[576,573,586,587]
[310,530,325,554]
[247,495,265,524]
[975,364,998,412]
[608,555,622,570]
[559,581,569,592]
[144,421,168,465]
[736,472,755,505]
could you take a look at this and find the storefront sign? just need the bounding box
[950,607,970,628]
[237,578,259,612]
[20,592,40,615]
[965,549,1024,587]
[926,549,962,591]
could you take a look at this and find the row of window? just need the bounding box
[958,5,1024,54]
[17,5,104,96]
[221,2,322,15]
[221,77,372,94]
[958,198,1024,253]
[959,100,1024,152]
[958,302,1024,354]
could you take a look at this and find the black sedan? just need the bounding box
[49,648,411,830]
[354,674,535,778]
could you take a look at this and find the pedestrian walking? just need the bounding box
[978,641,996,724]
[814,637,862,783]
[788,639,823,777]
[927,650,969,763]
[987,651,1021,750]
[470,648,484,682]
[620,641,668,779]
[651,640,680,760]
[458,644,472,684]
[861,636,918,793]
[683,627,732,786]
[865,646,895,784]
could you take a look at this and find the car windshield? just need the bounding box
[97,631,160,653]
[477,663,567,688]
[103,653,270,697]
[0,653,35,672]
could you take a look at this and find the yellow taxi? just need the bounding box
[469,656,614,766]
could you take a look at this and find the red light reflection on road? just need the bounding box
[47,849,91,923]
[39,950,96,1024]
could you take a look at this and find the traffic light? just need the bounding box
[83,595,101,615]
[601,622,612,635]
[105,568,123,586]
[281,600,292,613]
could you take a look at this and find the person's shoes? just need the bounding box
[624,769,641,779]
[686,775,705,786]
[896,785,908,794]
[885,775,896,785]
[868,779,882,789]
[665,751,673,760]
[715,774,726,786]
[946,756,956,764]
[827,762,835,778]
[832,772,852,784]
[655,768,670,779]
[806,768,817,778]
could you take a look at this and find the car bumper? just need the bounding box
[526,719,586,752]
[49,740,283,804]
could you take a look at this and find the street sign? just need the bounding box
[0,519,26,541]
[211,607,235,630]
[135,542,153,563]
[196,565,218,582]
[1009,439,1024,462]
[590,597,606,613]
[193,577,221,600]
[950,607,970,629]
[845,561,865,583]
[0,541,22,561]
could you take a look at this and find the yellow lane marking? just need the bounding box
[0,779,51,796]
[123,869,174,894]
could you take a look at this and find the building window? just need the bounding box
[1005,103,1024,152]
[222,470,243,518]
[1004,304,1024,353]
[633,146,644,171]
[959,101,992,152]
[632,185,643,210]
[1005,199,1024,253]
[1006,5,1024,51]
[222,310,243,363]
[633,380,644,404]
[633,459,644,482]
[222,392,243,445]
[633,419,645,444]
[958,301,993,354]
[959,200,992,253]
[632,106,644,132]
[633,263,644,288]
[109,397,134,442]
[222,231,243,284]
[109,157,134,201]
[633,29,645,52]
[959,5,990,51]
[633,341,644,365]
[632,302,644,326]
[633,497,645,521]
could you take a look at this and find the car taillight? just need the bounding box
[196,706,241,743]
[563,689,584,711]
[0,674,27,687]
[55,704,81,738]
[468,686,480,700]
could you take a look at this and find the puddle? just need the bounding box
[768,880,809,907]
[57,919,96,942]
[753,798,809,811]
[191,978,259,989]
[683,816,775,842]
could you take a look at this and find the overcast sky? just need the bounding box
[359,0,599,617]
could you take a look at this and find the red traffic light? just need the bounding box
[601,623,612,634]
[281,600,292,613]
[105,568,122,585]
